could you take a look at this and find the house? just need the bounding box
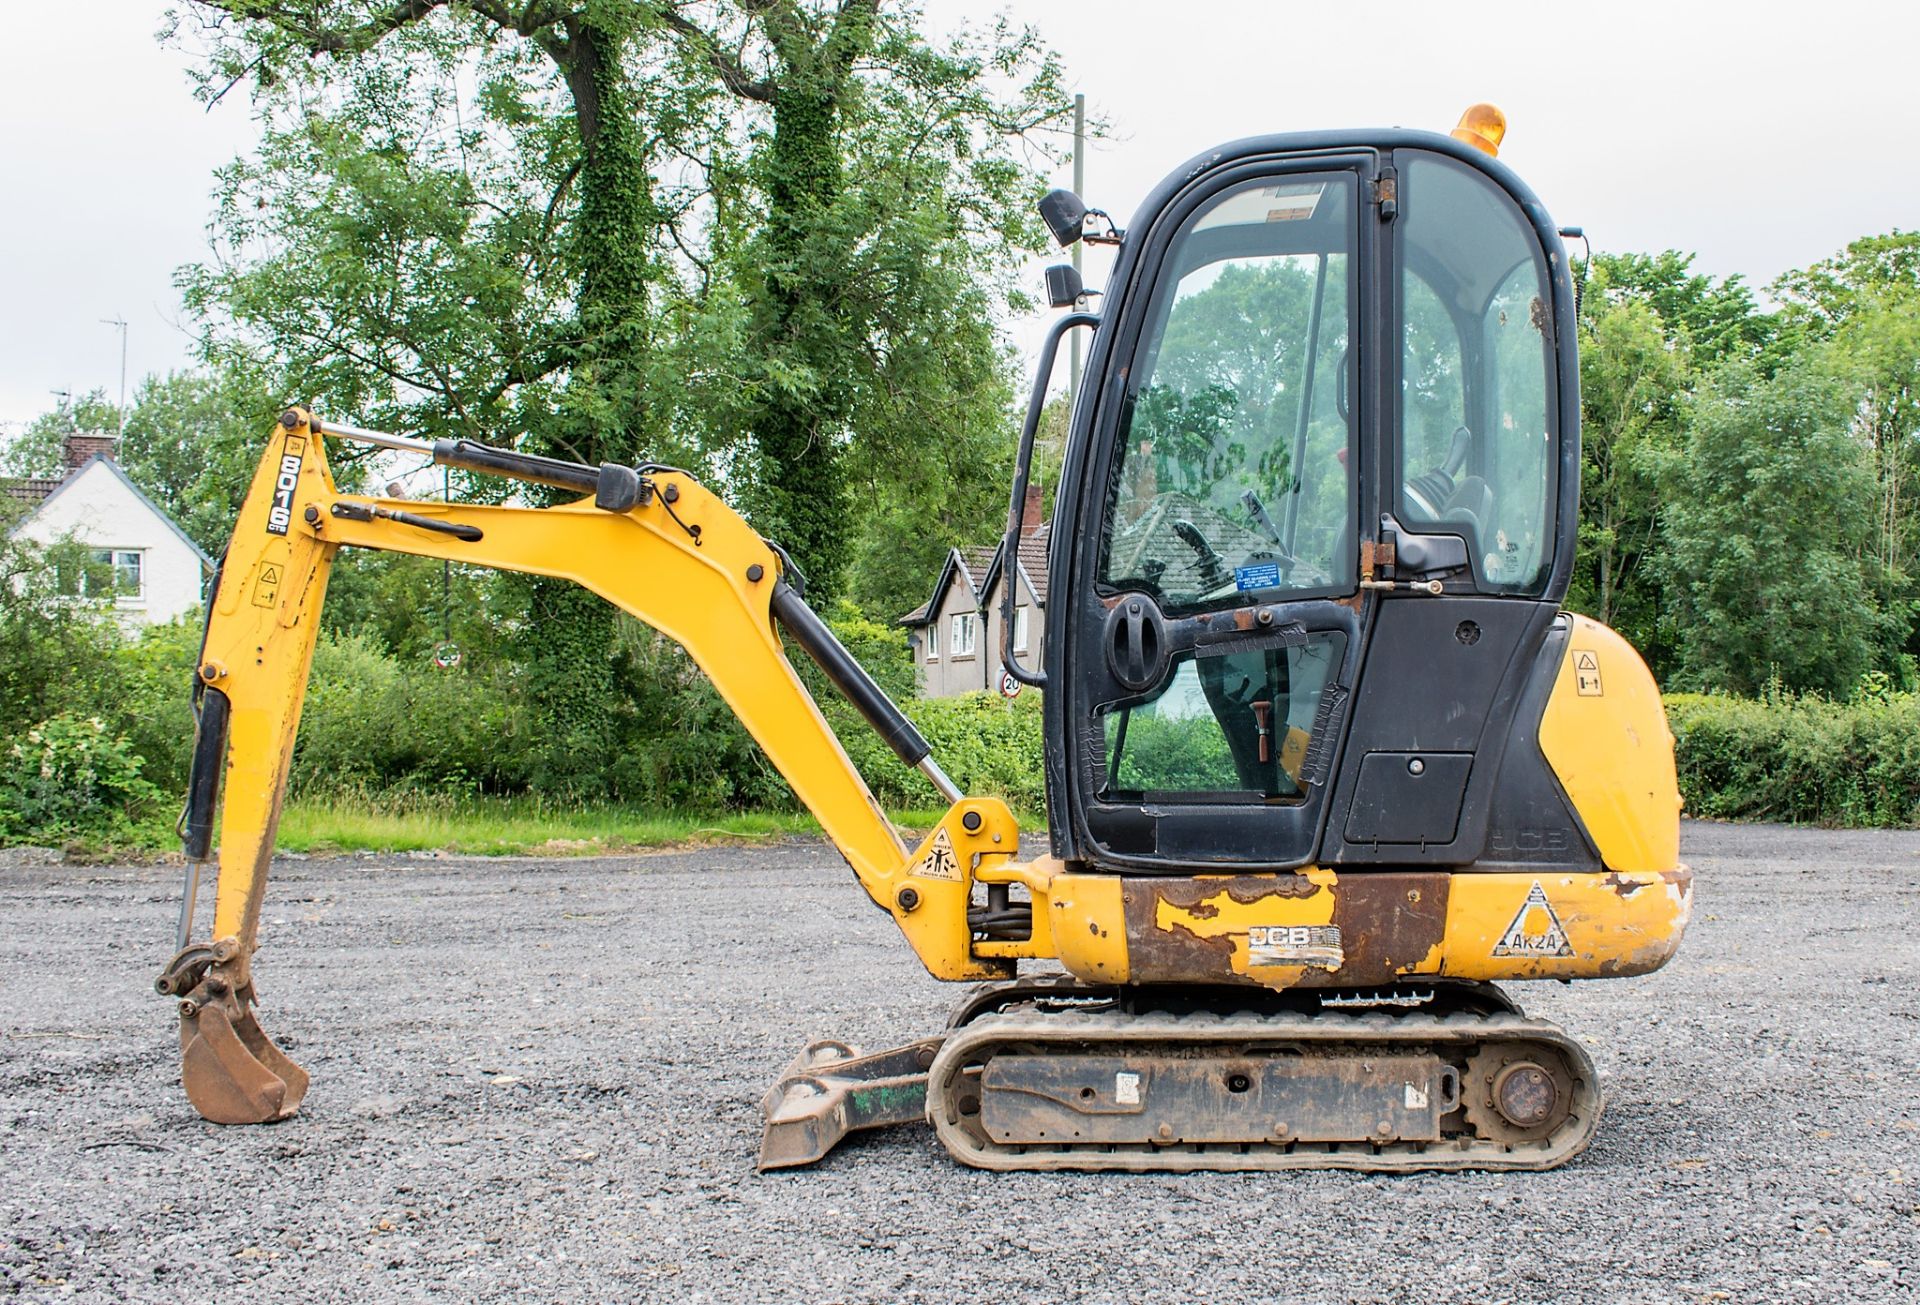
[5,433,213,626]
[899,486,1048,697]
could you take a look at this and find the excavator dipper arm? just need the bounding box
[156,409,1014,1124]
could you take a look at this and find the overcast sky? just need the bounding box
[3,0,1914,432]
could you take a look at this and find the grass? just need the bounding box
[9,793,1037,860]
[272,793,985,857]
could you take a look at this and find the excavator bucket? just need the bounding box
[177,997,308,1125]
[162,849,309,1123]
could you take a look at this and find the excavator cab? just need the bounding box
[159,108,1690,1173]
[1025,127,1585,877]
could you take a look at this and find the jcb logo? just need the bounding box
[265,445,305,536]
[1248,926,1328,949]
[1488,827,1570,855]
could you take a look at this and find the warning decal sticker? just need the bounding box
[915,826,961,881]
[1491,880,1575,958]
[1234,561,1282,592]
[1574,650,1603,697]
[251,561,283,609]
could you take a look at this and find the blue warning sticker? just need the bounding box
[1234,562,1282,592]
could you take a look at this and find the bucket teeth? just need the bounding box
[179,998,308,1125]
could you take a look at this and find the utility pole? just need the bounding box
[1068,93,1086,402]
[100,316,128,439]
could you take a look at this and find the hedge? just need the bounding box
[1666,691,1920,827]
[16,616,1920,845]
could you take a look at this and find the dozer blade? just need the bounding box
[179,1001,309,1125]
[757,1037,941,1170]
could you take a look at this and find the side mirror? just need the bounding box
[1039,188,1089,247]
[1044,263,1084,308]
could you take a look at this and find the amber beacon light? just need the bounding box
[1451,102,1507,156]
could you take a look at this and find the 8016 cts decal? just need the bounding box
[265,436,306,536]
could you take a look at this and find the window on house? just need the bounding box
[927,623,940,662]
[951,612,977,658]
[56,548,142,600]
[1012,605,1030,653]
[110,550,143,599]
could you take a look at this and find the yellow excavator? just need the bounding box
[155,107,1690,1172]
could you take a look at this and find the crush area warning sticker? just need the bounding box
[1574,650,1604,696]
[914,826,961,881]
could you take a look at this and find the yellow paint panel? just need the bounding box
[1539,615,1681,873]
[1436,870,1692,981]
[1045,872,1129,983]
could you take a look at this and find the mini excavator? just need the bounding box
[157,107,1690,1172]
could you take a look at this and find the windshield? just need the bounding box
[1098,173,1356,612]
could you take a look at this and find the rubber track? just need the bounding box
[926,1007,1602,1173]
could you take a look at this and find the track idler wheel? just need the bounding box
[1461,1042,1578,1146]
[161,942,308,1125]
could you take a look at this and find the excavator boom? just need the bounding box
[157,408,1017,1124]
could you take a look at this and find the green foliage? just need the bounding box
[0,714,163,842]
[294,632,536,798]
[1109,711,1235,792]
[1568,293,1689,676]
[1668,691,1920,827]
[175,0,1067,789]
[1663,356,1889,696]
[0,525,122,741]
[821,600,917,699]
[109,618,203,795]
[1588,251,1782,371]
[833,691,1045,812]
[610,621,789,811]
[117,367,278,555]
[1,390,121,478]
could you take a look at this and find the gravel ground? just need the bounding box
[1,820,1915,1304]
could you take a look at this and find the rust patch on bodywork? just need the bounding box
[1122,875,1325,984]
[1120,871,1451,989]
[1321,872,1451,985]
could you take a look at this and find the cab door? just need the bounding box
[1051,158,1379,872]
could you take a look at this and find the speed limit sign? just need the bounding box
[999,669,1021,699]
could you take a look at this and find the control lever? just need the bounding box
[1251,699,1273,764]
[1172,519,1229,590]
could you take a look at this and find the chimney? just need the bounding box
[1020,483,1046,538]
[64,433,117,472]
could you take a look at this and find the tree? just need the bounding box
[117,367,278,554]
[652,3,1069,600]
[2,391,121,479]
[0,508,123,740]
[174,0,1069,793]
[1588,251,1781,371]
[1568,294,1688,675]
[1775,233,1920,650]
[1664,357,1889,697]
[177,0,703,794]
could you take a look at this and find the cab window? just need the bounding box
[1398,154,1555,593]
[1101,633,1346,802]
[1100,173,1357,612]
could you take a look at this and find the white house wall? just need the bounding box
[14,461,206,625]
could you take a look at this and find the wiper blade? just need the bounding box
[1240,491,1296,565]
